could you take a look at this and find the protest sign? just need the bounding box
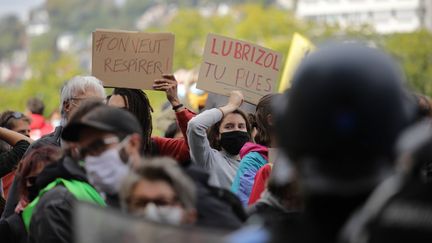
[197,33,283,105]
[278,32,315,92]
[92,29,174,90]
[75,202,227,243]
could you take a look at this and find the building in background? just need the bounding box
[295,0,432,34]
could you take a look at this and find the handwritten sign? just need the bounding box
[197,34,282,105]
[92,29,174,89]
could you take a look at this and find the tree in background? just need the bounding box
[0,15,25,59]
[1,1,432,116]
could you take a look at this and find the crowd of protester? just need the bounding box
[1,41,432,243]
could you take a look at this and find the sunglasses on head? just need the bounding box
[1,112,25,127]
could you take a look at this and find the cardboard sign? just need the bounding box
[197,34,283,105]
[92,29,174,89]
[278,33,314,92]
[75,202,227,243]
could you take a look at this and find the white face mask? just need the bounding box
[84,148,128,195]
[134,203,183,225]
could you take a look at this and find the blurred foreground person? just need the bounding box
[26,104,144,243]
[0,146,61,243]
[61,105,144,207]
[120,157,196,225]
[271,43,415,243]
[340,120,432,243]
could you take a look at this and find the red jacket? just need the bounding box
[248,163,273,205]
[152,108,195,164]
[2,171,15,200]
[29,114,54,140]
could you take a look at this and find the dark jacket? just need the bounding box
[1,127,62,220]
[0,140,30,178]
[0,213,27,243]
[28,155,89,243]
[185,166,247,230]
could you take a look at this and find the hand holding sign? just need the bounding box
[197,34,282,104]
[153,74,181,107]
[219,90,244,116]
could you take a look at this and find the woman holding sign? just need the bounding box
[187,91,252,189]
[107,74,195,165]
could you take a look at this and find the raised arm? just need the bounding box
[153,74,195,140]
[0,127,33,178]
[187,91,244,169]
[0,127,33,145]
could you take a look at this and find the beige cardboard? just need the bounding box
[197,33,282,104]
[92,30,174,89]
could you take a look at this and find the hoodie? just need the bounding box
[231,142,268,207]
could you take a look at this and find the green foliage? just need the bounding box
[0,15,25,58]
[153,5,305,70]
[2,1,432,118]
[0,51,82,115]
[384,30,432,96]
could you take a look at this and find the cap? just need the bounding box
[62,106,143,141]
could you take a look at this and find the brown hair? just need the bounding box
[254,94,281,147]
[0,111,31,130]
[17,146,63,200]
[208,109,252,150]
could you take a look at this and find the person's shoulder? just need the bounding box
[36,185,75,209]
[241,152,267,164]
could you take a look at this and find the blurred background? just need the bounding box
[0,0,431,133]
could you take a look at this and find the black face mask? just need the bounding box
[220,131,250,155]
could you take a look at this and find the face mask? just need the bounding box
[134,203,183,225]
[219,131,250,155]
[84,148,128,195]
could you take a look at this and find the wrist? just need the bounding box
[170,98,181,107]
[172,103,184,112]
[219,104,236,116]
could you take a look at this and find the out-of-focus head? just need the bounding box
[107,88,153,153]
[62,105,143,195]
[120,157,196,225]
[254,93,282,147]
[276,43,416,196]
[17,145,63,201]
[0,111,31,137]
[62,105,143,160]
[60,76,105,125]
[26,97,45,115]
[414,93,432,120]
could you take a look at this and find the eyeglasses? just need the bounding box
[69,97,106,107]
[77,136,120,158]
[1,112,25,127]
[128,196,179,209]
